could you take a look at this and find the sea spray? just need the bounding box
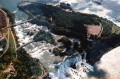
[14,19,94,79]
[49,54,93,79]
[11,0,120,79]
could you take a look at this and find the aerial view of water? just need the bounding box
[0,0,31,19]
[0,0,94,79]
[1,0,120,79]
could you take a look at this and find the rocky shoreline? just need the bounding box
[17,1,120,65]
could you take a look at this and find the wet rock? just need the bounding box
[58,37,71,49]
[52,48,66,56]
[59,3,72,10]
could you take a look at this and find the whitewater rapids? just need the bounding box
[14,19,120,79]
[13,0,120,79]
[14,18,94,79]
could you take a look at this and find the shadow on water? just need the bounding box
[87,63,107,79]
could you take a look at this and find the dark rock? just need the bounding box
[43,74,51,79]
[70,64,76,69]
[58,37,71,49]
[92,0,102,5]
[52,48,65,56]
[73,42,84,54]
[59,2,72,10]
[26,31,34,36]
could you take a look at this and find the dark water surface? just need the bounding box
[0,0,37,19]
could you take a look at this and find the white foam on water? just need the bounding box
[47,0,120,26]
[14,18,94,78]
[71,0,120,26]
[13,0,120,78]
[49,54,93,79]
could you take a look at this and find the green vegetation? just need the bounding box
[112,25,120,34]
[49,6,120,48]
[18,2,120,65]
[0,8,42,79]
[7,31,16,60]
[18,2,119,37]
[0,39,7,51]
[13,48,42,79]
[33,30,55,44]
[0,48,42,79]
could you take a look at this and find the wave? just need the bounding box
[49,54,93,79]
[14,17,94,79]
[13,8,19,13]
[13,0,120,79]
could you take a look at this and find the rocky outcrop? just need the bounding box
[17,2,120,64]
